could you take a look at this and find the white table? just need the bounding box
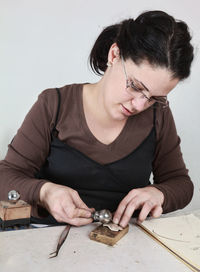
[1,211,199,272]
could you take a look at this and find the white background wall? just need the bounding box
[0,0,199,211]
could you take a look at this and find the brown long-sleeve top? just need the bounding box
[0,83,193,216]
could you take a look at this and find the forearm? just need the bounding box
[151,177,194,213]
[153,106,194,213]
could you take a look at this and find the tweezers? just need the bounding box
[49,224,71,258]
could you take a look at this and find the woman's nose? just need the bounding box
[131,97,146,111]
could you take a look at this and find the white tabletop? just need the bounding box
[1,211,198,272]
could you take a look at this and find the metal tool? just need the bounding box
[91,209,112,224]
[48,209,112,258]
[49,224,71,258]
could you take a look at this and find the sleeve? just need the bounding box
[151,106,194,213]
[0,88,58,211]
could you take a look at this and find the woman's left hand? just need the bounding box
[113,186,164,227]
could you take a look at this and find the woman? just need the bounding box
[0,10,194,228]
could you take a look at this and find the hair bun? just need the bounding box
[89,10,193,79]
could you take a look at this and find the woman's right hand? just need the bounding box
[39,182,94,226]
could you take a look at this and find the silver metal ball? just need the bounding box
[8,190,20,201]
[92,209,112,224]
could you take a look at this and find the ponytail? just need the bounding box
[89,24,120,75]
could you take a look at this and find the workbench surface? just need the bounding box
[1,210,199,272]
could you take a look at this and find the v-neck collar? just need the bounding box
[78,84,133,149]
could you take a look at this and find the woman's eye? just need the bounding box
[131,83,143,92]
[141,93,147,99]
[133,86,140,92]
[141,92,150,100]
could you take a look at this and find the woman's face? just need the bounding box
[102,57,179,121]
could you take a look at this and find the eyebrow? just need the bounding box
[134,78,167,98]
[133,77,150,92]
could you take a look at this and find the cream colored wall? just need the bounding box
[0,0,199,210]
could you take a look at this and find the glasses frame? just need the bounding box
[121,57,169,108]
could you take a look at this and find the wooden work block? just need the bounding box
[0,200,31,221]
[89,224,129,246]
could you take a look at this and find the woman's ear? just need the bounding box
[107,43,120,65]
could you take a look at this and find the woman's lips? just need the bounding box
[121,104,133,116]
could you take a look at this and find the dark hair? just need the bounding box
[89,10,194,80]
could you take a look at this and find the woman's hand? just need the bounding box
[39,182,94,226]
[113,186,164,227]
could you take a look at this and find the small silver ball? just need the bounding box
[8,190,20,201]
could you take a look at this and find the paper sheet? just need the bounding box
[139,214,200,271]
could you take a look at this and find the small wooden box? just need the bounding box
[0,200,31,229]
[89,224,129,246]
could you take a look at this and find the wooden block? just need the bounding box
[0,200,31,221]
[89,224,129,246]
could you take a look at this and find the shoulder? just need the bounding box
[155,103,177,140]
[38,83,83,111]
[39,83,82,102]
[37,83,84,128]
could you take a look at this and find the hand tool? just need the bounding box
[49,224,71,258]
[48,209,112,258]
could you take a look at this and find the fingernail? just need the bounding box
[113,218,119,224]
[86,211,92,217]
[119,221,126,228]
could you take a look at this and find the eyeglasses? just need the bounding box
[121,57,169,108]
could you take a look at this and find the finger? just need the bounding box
[71,190,92,211]
[89,207,96,213]
[118,198,140,228]
[113,190,138,224]
[63,206,92,219]
[151,205,163,218]
[54,212,93,226]
[113,202,127,225]
[138,201,155,223]
[73,207,92,218]
[50,207,67,223]
[66,217,93,227]
[56,205,93,223]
